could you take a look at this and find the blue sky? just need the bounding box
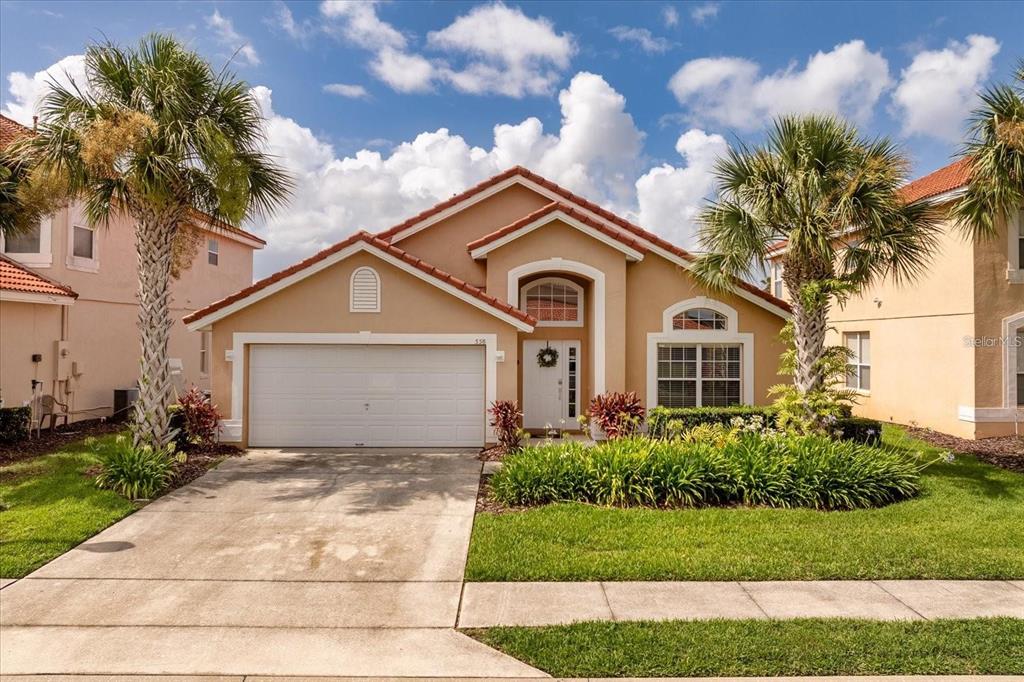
[2,0,1022,276]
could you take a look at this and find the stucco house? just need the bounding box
[0,114,266,423]
[768,159,1023,439]
[185,166,791,447]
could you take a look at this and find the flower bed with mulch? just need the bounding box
[907,426,1023,473]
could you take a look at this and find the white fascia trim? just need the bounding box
[1002,310,1024,409]
[202,224,265,250]
[0,290,75,305]
[390,173,789,319]
[470,210,645,262]
[187,241,534,333]
[508,259,606,395]
[958,406,1024,423]
[646,331,755,410]
[231,332,500,442]
[923,186,968,206]
[662,297,739,332]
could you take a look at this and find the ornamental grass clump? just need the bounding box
[92,435,176,500]
[490,433,926,511]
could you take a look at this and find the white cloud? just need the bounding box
[690,2,720,24]
[320,0,406,49]
[269,2,317,43]
[427,3,576,97]
[893,34,1000,142]
[207,10,260,66]
[370,48,436,93]
[2,54,86,126]
[635,129,727,251]
[663,6,680,27]
[609,26,674,54]
[323,83,370,98]
[668,40,891,130]
[248,72,649,275]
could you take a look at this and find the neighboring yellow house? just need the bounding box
[768,159,1024,439]
[0,114,265,423]
[185,166,792,448]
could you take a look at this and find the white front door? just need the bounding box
[523,340,581,430]
[248,344,485,447]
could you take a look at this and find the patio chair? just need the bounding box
[34,394,70,435]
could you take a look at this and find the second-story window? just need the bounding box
[1,217,52,267]
[5,223,41,253]
[73,225,94,259]
[521,277,583,327]
[208,239,219,266]
[774,263,784,299]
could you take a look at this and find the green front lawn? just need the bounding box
[466,426,1024,580]
[0,434,137,578]
[468,618,1024,677]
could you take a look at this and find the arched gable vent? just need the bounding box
[350,266,380,312]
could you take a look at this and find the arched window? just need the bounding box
[520,277,584,326]
[672,307,727,330]
[350,266,380,312]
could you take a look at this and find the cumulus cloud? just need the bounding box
[635,129,727,251]
[690,2,720,24]
[668,40,891,130]
[609,26,674,54]
[893,34,1000,141]
[269,2,318,43]
[320,0,406,49]
[323,83,369,98]
[2,54,86,125]
[248,72,650,275]
[370,48,436,93]
[207,10,260,66]
[663,6,680,27]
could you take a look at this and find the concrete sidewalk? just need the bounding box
[458,580,1024,627]
[0,677,1019,682]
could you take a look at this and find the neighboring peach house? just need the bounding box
[0,114,265,422]
[185,166,791,447]
[767,158,1023,440]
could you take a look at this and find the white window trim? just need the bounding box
[349,266,381,313]
[208,239,220,266]
[520,276,584,328]
[0,216,52,267]
[844,331,871,394]
[646,331,754,409]
[67,209,99,273]
[199,331,211,376]
[225,332,499,443]
[1008,209,1024,284]
[773,262,784,299]
[662,297,738,333]
[1003,311,1024,409]
[508,259,605,395]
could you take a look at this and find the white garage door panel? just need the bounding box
[248,344,486,447]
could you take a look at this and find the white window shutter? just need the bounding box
[350,267,380,312]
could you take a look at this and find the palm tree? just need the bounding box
[952,59,1024,239]
[13,34,291,449]
[693,114,941,405]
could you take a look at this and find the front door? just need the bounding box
[523,340,581,430]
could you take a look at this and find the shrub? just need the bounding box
[174,387,221,447]
[0,406,31,444]
[589,392,644,439]
[489,400,524,452]
[93,435,176,500]
[834,416,883,445]
[648,405,776,436]
[490,433,926,511]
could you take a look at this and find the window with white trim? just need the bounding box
[350,266,380,312]
[1,217,52,267]
[773,262,784,299]
[1016,326,1024,407]
[844,332,871,391]
[672,308,727,330]
[207,239,219,266]
[1009,209,1024,283]
[200,331,211,375]
[521,277,583,326]
[67,203,99,272]
[73,225,94,259]
[657,343,741,408]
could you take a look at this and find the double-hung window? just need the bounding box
[200,332,211,375]
[1,217,52,267]
[208,239,219,266]
[844,332,871,391]
[657,343,741,408]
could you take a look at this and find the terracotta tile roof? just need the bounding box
[0,114,265,248]
[0,254,78,299]
[183,231,537,327]
[467,201,650,255]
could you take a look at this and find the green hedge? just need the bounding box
[835,416,883,446]
[648,406,777,436]
[491,435,924,511]
[0,406,31,444]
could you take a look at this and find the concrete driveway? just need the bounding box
[0,449,544,677]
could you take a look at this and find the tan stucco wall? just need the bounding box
[1,204,255,420]
[0,301,65,410]
[206,250,521,446]
[625,254,788,407]
[395,183,552,287]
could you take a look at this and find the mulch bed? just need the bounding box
[476,473,531,515]
[166,442,243,489]
[906,426,1024,473]
[478,445,508,462]
[0,418,124,465]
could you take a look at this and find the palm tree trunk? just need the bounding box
[790,297,830,395]
[131,209,179,450]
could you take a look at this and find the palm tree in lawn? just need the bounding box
[692,114,942,417]
[15,34,291,449]
[952,59,1024,239]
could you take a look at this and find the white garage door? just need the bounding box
[248,344,486,447]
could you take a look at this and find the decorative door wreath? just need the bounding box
[536,345,559,367]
